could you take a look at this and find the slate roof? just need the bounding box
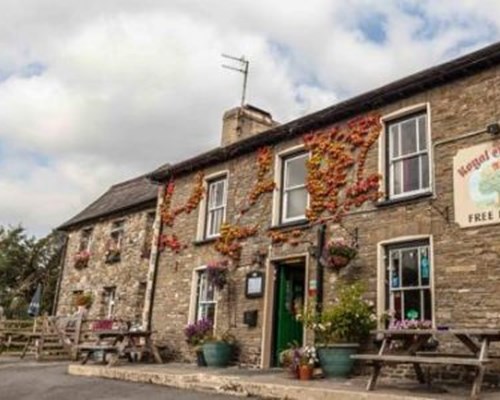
[149,40,500,181]
[58,174,158,231]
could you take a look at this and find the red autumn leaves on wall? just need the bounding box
[159,114,382,258]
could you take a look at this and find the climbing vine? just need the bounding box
[271,114,382,246]
[158,113,382,258]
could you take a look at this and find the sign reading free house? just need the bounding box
[454,140,500,228]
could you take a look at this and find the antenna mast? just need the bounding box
[222,54,249,107]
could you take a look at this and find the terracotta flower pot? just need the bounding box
[298,365,313,380]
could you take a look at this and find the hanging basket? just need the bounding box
[322,240,357,270]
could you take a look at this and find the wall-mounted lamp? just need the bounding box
[487,122,500,135]
[252,250,267,268]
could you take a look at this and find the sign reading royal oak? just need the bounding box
[454,140,500,228]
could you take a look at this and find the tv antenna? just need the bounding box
[222,54,249,107]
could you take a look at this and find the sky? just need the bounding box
[0,0,499,237]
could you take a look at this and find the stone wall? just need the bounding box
[57,207,155,323]
[151,63,500,367]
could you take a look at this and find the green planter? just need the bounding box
[202,342,232,367]
[318,344,359,378]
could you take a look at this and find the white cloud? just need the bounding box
[0,0,498,236]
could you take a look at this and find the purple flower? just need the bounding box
[184,318,213,347]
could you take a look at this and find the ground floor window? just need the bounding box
[385,239,432,323]
[195,269,216,322]
[102,287,116,318]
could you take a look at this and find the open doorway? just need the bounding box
[270,259,306,367]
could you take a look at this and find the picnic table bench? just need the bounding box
[78,329,162,366]
[351,329,500,399]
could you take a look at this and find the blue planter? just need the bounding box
[318,344,359,378]
[202,342,232,367]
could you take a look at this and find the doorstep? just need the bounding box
[67,363,500,399]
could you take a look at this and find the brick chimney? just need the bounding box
[221,105,278,146]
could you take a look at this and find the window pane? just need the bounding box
[423,289,432,320]
[390,251,401,288]
[285,187,307,219]
[421,154,429,189]
[209,180,225,208]
[404,290,421,320]
[418,116,427,151]
[200,304,216,322]
[390,125,400,158]
[402,157,420,192]
[285,155,307,188]
[209,208,224,236]
[401,248,419,287]
[420,247,430,286]
[393,161,402,195]
[401,119,417,155]
[393,291,403,321]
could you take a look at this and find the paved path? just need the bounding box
[0,362,246,400]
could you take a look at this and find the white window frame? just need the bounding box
[197,172,228,240]
[280,151,309,224]
[387,241,432,323]
[79,227,93,252]
[376,235,435,328]
[110,220,125,249]
[379,103,433,201]
[204,175,228,239]
[103,287,116,319]
[188,266,218,325]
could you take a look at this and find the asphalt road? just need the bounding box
[0,362,247,400]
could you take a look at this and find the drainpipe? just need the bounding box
[142,185,165,331]
[315,224,326,314]
[52,233,68,316]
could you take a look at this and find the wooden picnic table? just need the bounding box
[78,330,162,366]
[352,328,500,399]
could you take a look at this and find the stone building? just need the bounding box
[55,175,157,323]
[145,42,500,368]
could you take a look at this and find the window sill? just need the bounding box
[268,219,310,232]
[193,237,218,246]
[376,192,433,208]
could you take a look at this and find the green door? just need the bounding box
[274,264,305,365]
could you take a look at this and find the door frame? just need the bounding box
[260,253,311,368]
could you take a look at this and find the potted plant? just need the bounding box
[202,330,235,367]
[279,342,300,378]
[74,250,90,269]
[298,283,375,378]
[184,318,213,366]
[297,346,318,380]
[75,292,93,313]
[322,239,357,269]
[206,260,228,290]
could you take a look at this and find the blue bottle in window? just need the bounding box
[421,256,430,280]
[391,272,399,288]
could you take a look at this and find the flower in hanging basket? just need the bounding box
[75,292,93,308]
[206,260,229,290]
[74,250,90,269]
[322,239,357,269]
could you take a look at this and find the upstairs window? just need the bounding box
[281,152,308,223]
[205,176,227,239]
[106,220,124,263]
[79,227,93,252]
[387,113,430,198]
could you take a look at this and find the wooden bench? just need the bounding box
[352,354,491,367]
[77,344,118,365]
